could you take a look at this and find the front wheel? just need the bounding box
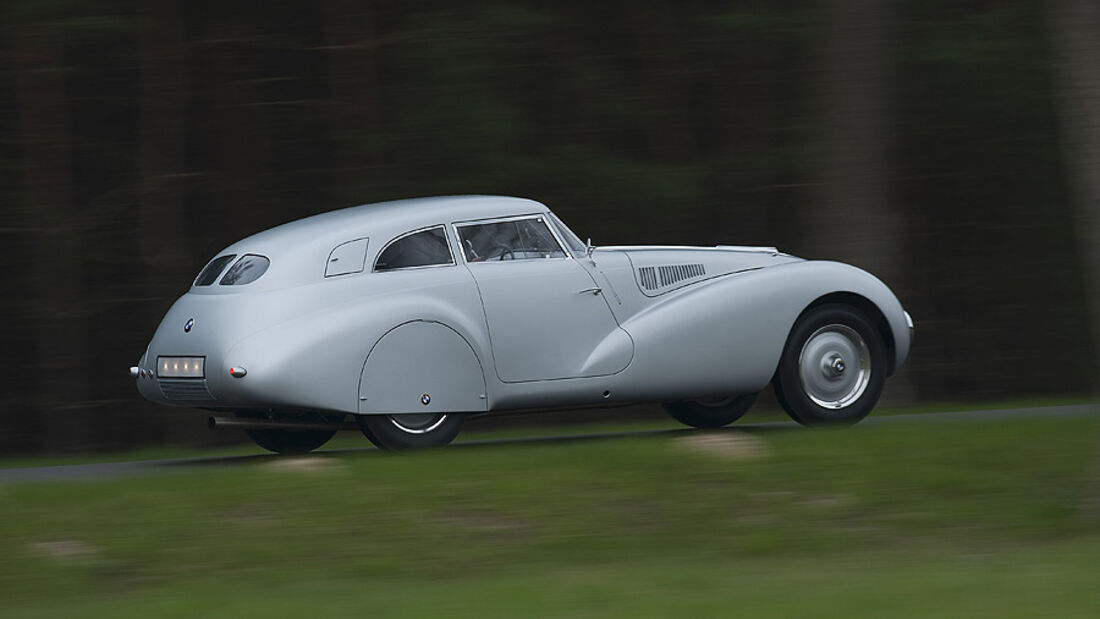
[773,304,886,426]
[663,393,757,428]
[357,413,465,451]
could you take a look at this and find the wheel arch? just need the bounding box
[358,319,490,415]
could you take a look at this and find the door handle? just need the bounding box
[577,287,602,295]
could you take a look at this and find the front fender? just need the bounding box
[616,260,909,400]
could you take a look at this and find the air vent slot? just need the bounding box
[658,263,705,287]
[159,379,214,402]
[637,263,706,292]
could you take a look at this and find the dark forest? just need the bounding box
[2,0,1097,452]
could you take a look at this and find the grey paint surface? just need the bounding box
[359,321,487,414]
[465,257,632,382]
[133,195,913,417]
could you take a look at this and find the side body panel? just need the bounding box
[488,259,910,410]
[464,258,633,382]
[359,321,487,414]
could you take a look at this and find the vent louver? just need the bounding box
[638,263,706,291]
[159,379,214,401]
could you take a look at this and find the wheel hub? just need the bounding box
[825,355,846,377]
[798,324,871,409]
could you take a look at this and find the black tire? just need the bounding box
[663,393,757,428]
[245,428,336,454]
[773,303,886,426]
[357,413,464,451]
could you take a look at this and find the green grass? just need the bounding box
[3,397,1095,470]
[1,413,1098,616]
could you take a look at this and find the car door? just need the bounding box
[456,215,633,383]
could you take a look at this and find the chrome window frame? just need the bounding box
[546,211,587,258]
[452,213,571,265]
[372,224,456,273]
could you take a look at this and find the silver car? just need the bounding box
[132,196,913,452]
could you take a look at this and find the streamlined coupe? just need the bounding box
[131,196,913,452]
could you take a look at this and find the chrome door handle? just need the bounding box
[577,287,602,295]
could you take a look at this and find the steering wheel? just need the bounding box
[488,244,515,261]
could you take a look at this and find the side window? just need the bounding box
[457,217,566,262]
[374,226,453,271]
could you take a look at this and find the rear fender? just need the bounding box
[358,321,488,415]
[223,288,488,414]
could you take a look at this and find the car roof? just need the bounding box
[224,195,548,255]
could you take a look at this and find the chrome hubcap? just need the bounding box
[798,324,871,409]
[388,413,447,434]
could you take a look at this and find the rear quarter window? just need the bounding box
[375,227,453,271]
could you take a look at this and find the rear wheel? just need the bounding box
[357,413,464,451]
[245,428,336,454]
[773,304,886,425]
[663,393,757,428]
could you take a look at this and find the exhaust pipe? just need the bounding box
[208,415,360,432]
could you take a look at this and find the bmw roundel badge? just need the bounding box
[420,393,431,406]
[184,318,194,333]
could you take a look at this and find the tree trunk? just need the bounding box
[136,0,200,444]
[1048,0,1100,517]
[13,20,91,451]
[807,0,900,278]
[804,0,912,405]
[323,0,379,204]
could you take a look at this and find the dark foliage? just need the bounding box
[0,0,1093,452]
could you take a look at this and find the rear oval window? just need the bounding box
[194,254,236,286]
[219,254,270,286]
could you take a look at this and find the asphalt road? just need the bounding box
[1,404,1095,484]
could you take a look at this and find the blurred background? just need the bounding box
[1,0,1097,454]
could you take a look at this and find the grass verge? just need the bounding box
[3,397,1096,470]
[1,413,1098,616]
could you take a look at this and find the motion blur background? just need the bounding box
[1,0,1097,453]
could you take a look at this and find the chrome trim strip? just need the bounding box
[545,211,588,258]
